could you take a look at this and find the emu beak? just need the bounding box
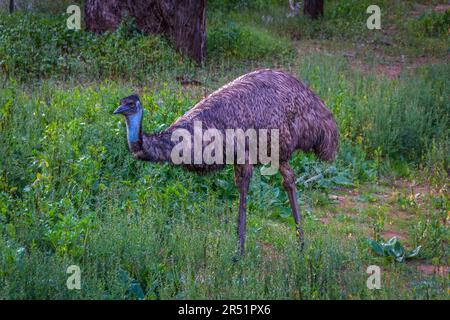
[113,105,129,115]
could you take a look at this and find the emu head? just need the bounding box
[113,94,143,117]
[114,94,144,145]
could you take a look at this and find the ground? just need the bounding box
[253,178,449,280]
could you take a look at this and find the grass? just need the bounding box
[0,1,449,299]
[0,12,192,81]
[206,21,294,62]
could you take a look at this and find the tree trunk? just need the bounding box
[9,0,14,13]
[303,0,324,19]
[84,0,206,63]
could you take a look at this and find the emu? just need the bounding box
[114,69,338,255]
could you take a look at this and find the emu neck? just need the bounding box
[125,109,143,146]
[124,110,174,163]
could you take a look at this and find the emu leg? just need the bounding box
[234,164,253,255]
[280,162,304,249]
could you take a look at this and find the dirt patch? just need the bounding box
[349,52,448,79]
[388,208,414,222]
[260,241,283,261]
[412,3,450,17]
[416,264,450,276]
[435,4,450,12]
[349,59,403,79]
[409,56,439,67]
[382,24,397,37]
[376,64,403,78]
[296,35,446,79]
[393,179,431,192]
[380,230,407,241]
[330,190,370,214]
[319,216,330,224]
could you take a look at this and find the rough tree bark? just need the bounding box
[9,0,14,13]
[84,0,206,63]
[303,0,324,19]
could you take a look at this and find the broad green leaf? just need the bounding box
[368,239,385,256]
[406,245,422,258]
[391,238,405,258]
[130,281,145,300]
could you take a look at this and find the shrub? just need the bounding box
[208,0,274,12]
[206,21,294,61]
[416,10,450,37]
[0,12,190,81]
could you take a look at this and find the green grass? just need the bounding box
[312,58,449,164]
[0,12,192,81]
[206,21,294,62]
[0,2,449,299]
[1,67,448,299]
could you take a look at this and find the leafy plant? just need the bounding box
[368,237,421,262]
[118,268,145,300]
[0,12,190,81]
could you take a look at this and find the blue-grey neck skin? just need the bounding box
[125,108,143,145]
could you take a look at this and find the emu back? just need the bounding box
[170,68,338,164]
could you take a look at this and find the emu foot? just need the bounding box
[231,249,244,264]
[299,240,305,251]
[297,237,305,253]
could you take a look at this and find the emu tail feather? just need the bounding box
[314,117,339,162]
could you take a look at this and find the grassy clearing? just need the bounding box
[0,2,449,299]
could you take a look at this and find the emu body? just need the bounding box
[114,69,338,254]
